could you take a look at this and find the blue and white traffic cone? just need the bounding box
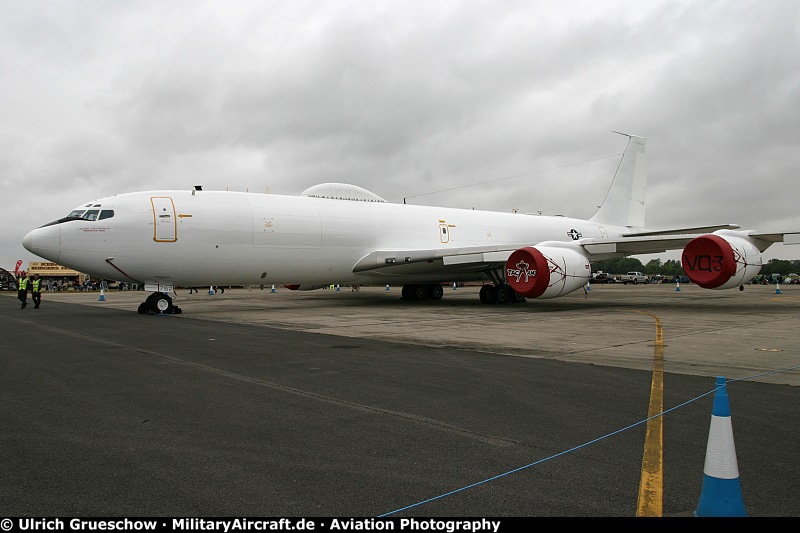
[676,281,681,292]
[694,376,747,517]
[271,285,276,293]
[452,282,457,290]
[775,282,782,294]
[208,286,214,295]
[98,288,106,301]
[385,284,390,291]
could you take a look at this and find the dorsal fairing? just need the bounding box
[302,183,388,203]
[589,134,647,228]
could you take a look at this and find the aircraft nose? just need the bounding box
[22,231,33,252]
[22,225,60,262]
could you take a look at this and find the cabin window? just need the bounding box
[99,210,114,220]
[82,210,99,221]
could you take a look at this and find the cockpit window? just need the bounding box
[40,206,112,227]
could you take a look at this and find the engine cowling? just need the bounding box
[505,244,591,299]
[682,232,762,289]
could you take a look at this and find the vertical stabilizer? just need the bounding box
[589,134,647,228]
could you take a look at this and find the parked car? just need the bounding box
[592,272,616,284]
[621,271,650,284]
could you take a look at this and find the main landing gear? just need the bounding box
[479,283,526,304]
[399,283,525,304]
[137,292,182,315]
[401,284,444,301]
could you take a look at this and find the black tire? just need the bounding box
[479,285,491,303]
[427,284,443,300]
[402,284,427,300]
[495,285,511,304]
[485,285,498,303]
[413,285,427,300]
[149,293,173,314]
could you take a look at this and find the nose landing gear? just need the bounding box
[137,292,182,315]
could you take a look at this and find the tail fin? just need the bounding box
[589,133,647,228]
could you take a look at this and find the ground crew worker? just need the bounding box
[17,272,30,309]
[31,274,43,309]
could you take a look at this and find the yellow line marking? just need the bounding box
[634,310,664,517]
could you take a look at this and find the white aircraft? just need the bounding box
[22,134,800,314]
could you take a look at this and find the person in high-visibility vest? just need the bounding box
[31,274,43,309]
[17,272,30,309]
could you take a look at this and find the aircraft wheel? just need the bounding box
[402,284,426,300]
[413,285,427,300]
[495,285,511,304]
[137,302,149,314]
[479,285,491,303]
[510,290,526,303]
[427,284,443,300]
[149,293,173,314]
[484,285,498,304]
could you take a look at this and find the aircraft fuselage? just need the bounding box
[24,190,625,288]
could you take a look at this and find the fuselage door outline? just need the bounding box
[439,220,455,244]
[151,196,177,242]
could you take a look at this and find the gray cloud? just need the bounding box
[3,0,799,271]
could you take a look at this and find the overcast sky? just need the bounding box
[2,0,799,272]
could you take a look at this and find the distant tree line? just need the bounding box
[591,258,800,278]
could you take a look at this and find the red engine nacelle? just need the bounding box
[505,244,590,298]
[682,232,762,289]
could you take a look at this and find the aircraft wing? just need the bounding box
[352,226,800,274]
[352,243,529,273]
[582,234,710,256]
[594,228,800,255]
[351,237,684,274]
[351,236,696,274]
[748,231,800,245]
[351,224,746,273]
